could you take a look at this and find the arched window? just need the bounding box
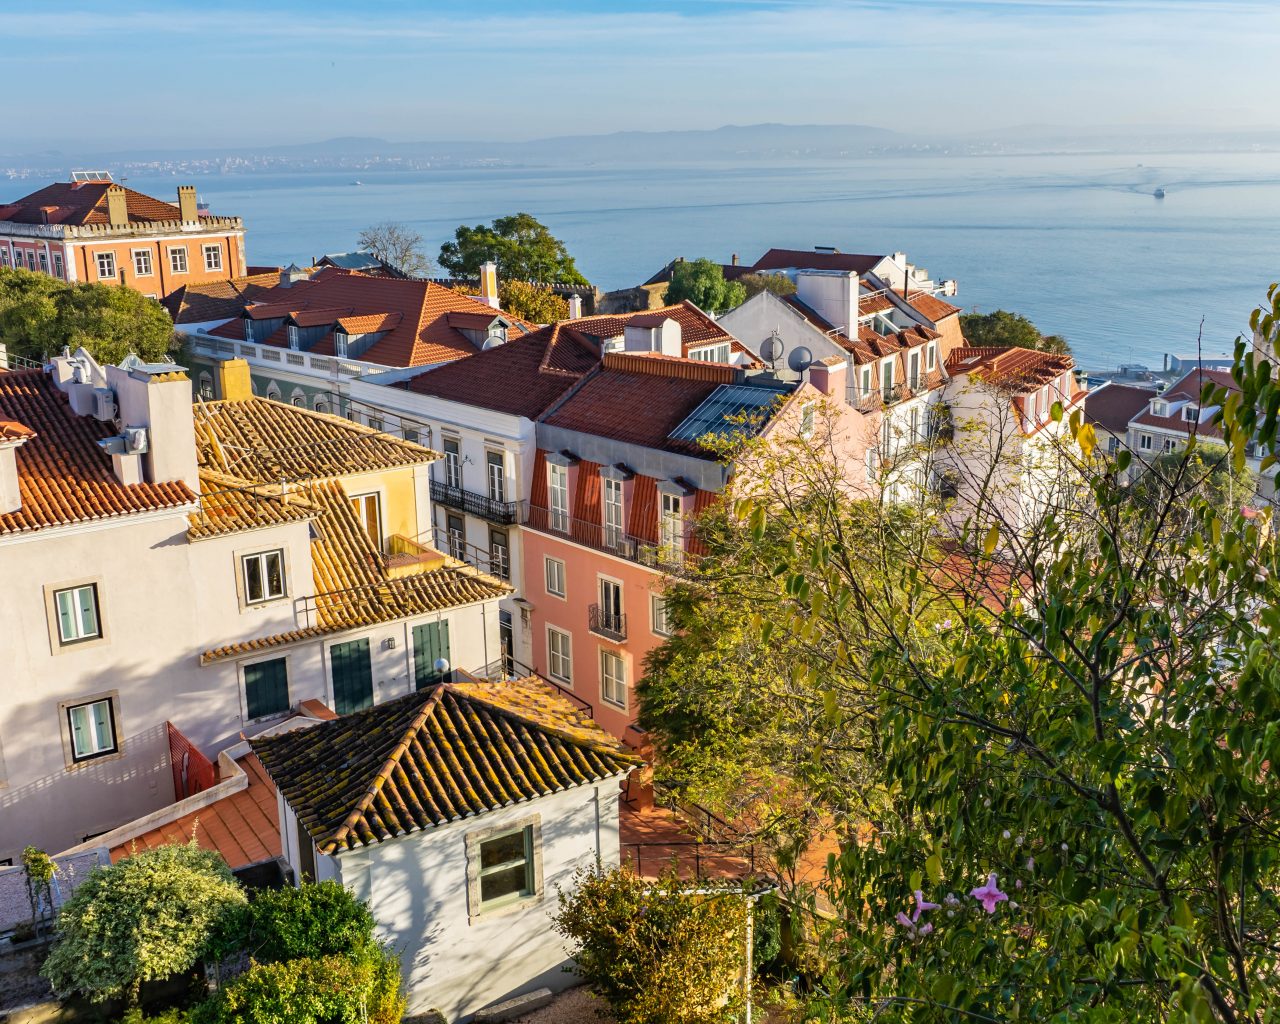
[313,396,329,415]
[290,389,306,408]
[197,372,213,401]
[266,383,282,402]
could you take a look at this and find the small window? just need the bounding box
[1151,400,1167,417]
[1107,435,1119,455]
[548,463,569,532]
[443,438,462,488]
[404,428,419,445]
[926,343,937,372]
[203,244,223,272]
[290,390,306,408]
[1183,405,1199,423]
[1139,433,1153,451]
[487,451,506,503]
[38,251,49,273]
[367,415,384,432]
[67,698,118,762]
[54,584,101,644]
[0,250,8,267]
[169,246,188,274]
[350,493,382,549]
[133,249,153,277]
[490,529,510,579]
[477,826,534,908]
[799,402,815,439]
[602,476,624,548]
[244,658,289,719]
[548,627,572,683]
[689,342,731,363]
[52,252,64,278]
[266,384,282,402]
[287,325,300,350]
[314,397,329,414]
[545,557,566,598]
[242,550,286,604]
[25,251,35,270]
[601,649,627,709]
[651,594,673,637]
[198,372,214,400]
[335,332,348,357]
[95,251,116,280]
[659,491,683,558]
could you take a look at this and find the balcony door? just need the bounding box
[443,438,462,489]
[599,578,623,630]
[603,477,623,549]
[350,493,382,551]
[446,513,465,561]
[487,451,506,503]
[330,639,374,715]
[412,621,451,689]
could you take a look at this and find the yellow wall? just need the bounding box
[336,464,428,546]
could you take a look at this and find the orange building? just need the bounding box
[0,173,245,299]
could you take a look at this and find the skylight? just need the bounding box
[668,383,791,444]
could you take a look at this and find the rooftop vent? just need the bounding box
[814,245,838,253]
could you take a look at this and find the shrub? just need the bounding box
[243,880,376,963]
[42,843,247,1005]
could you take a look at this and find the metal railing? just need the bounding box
[489,656,594,718]
[588,604,627,642]
[431,526,511,581]
[522,505,700,574]
[430,479,521,525]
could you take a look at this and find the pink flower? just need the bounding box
[970,873,1009,914]
[912,890,941,922]
[896,912,915,931]
[918,922,934,935]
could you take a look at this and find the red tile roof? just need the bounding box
[0,181,202,227]
[1084,382,1159,434]
[784,295,939,365]
[207,268,535,368]
[908,291,962,321]
[1128,368,1239,439]
[0,369,195,537]
[946,346,1075,394]
[164,271,300,325]
[570,301,735,349]
[752,248,884,274]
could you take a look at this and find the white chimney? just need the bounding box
[567,294,583,319]
[479,261,500,310]
[623,318,682,357]
[794,270,858,337]
[106,361,199,491]
[0,431,32,514]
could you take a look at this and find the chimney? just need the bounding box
[624,318,682,357]
[0,429,33,515]
[279,263,308,288]
[217,358,254,402]
[177,185,199,224]
[567,294,583,319]
[479,261,499,310]
[731,254,739,266]
[105,361,200,492]
[807,357,847,399]
[106,185,128,228]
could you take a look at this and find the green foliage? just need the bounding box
[663,258,747,314]
[498,279,569,324]
[738,272,797,301]
[438,212,587,285]
[554,865,748,1024]
[189,944,404,1024]
[960,307,1070,355]
[21,845,56,934]
[242,880,376,964]
[120,1007,191,1024]
[42,843,247,1005]
[0,267,175,364]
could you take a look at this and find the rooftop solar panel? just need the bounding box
[668,383,791,443]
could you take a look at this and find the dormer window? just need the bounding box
[487,324,508,345]
[1151,400,1167,417]
[335,331,349,357]
[243,316,254,343]
[287,325,300,350]
[1182,404,1199,423]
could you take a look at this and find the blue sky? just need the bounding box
[4,0,1277,149]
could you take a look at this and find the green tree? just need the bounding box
[663,258,747,314]
[0,267,175,365]
[42,843,247,1006]
[498,279,569,324]
[961,308,1071,355]
[738,272,797,301]
[554,865,749,1024]
[438,213,588,285]
[243,880,376,964]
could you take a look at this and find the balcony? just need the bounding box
[589,604,628,642]
[385,534,449,578]
[431,526,511,581]
[522,505,700,575]
[430,479,521,524]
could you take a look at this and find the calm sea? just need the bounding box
[124,153,1280,371]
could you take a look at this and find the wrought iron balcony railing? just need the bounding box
[589,604,628,642]
[430,479,521,524]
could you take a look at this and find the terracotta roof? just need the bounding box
[0,369,195,537]
[193,397,436,484]
[751,248,884,274]
[570,301,736,350]
[206,268,535,368]
[110,755,280,870]
[337,312,403,334]
[251,679,640,853]
[1128,368,1238,440]
[0,418,36,441]
[946,346,1075,394]
[783,295,939,364]
[188,470,322,540]
[1084,382,1159,435]
[164,271,308,326]
[401,322,600,419]
[0,181,211,227]
[908,290,962,321]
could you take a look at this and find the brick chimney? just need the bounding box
[479,261,499,310]
[106,185,128,228]
[807,356,847,398]
[567,294,583,319]
[177,185,199,224]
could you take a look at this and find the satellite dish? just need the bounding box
[759,331,784,367]
[788,346,814,373]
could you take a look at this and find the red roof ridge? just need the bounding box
[601,351,738,383]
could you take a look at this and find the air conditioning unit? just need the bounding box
[92,388,117,422]
[123,426,149,454]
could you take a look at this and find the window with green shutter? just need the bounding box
[244,658,289,720]
[330,639,374,715]
[413,621,452,689]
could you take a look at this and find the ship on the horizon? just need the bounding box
[1153,187,1166,199]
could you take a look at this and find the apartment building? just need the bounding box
[0,352,508,858]
[0,173,245,298]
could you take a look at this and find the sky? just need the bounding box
[3,0,1278,151]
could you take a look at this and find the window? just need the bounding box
[367,415,383,432]
[266,384,282,402]
[169,246,188,274]
[1107,435,1119,455]
[476,826,534,909]
[198,372,214,400]
[881,358,894,400]
[95,251,116,279]
[244,658,289,719]
[350,493,382,549]
[287,325,300,350]
[659,491,683,558]
[865,448,878,484]
[25,251,35,270]
[908,350,920,391]
[1183,405,1199,423]
[490,529,510,579]
[203,244,223,272]
[598,577,623,634]
[1140,433,1153,451]
[443,437,462,488]
[548,463,569,532]
[290,390,306,408]
[404,428,420,445]
[413,621,451,688]
[1151,400,1167,417]
[926,342,936,372]
[313,397,329,414]
[133,249,153,276]
[53,252,64,278]
[0,249,8,267]
[67,698,117,762]
[335,332,348,357]
[242,550,285,604]
[548,627,572,683]
[601,649,627,709]
[799,402,815,439]
[1163,438,1175,453]
[446,513,465,560]
[652,594,673,637]
[545,556,566,598]
[859,365,873,398]
[690,342,731,363]
[54,584,100,644]
[38,251,48,273]
[602,477,623,547]
[487,451,506,503]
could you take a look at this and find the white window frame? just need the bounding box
[548,463,569,532]
[38,250,48,273]
[95,251,116,280]
[443,437,462,489]
[487,450,506,503]
[52,252,65,278]
[350,492,383,549]
[690,342,731,363]
[168,246,188,274]
[1140,433,1153,451]
[651,593,673,637]
[659,491,683,558]
[926,342,937,371]
[860,365,873,398]
[602,476,624,547]
[53,583,101,644]
[198,372,214,400]
[202,243,223,272]
[600,648,627,710]
[335,331,349,357]
[66,697,118,762]
[287,325,300,350]
[132,248,153,277]
[1183,405,1199,423]
[908,350,921,390]
[241,549,286,604]
[544,556,566,599]
[547,626,572,684]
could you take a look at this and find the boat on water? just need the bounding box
[1153,187,1166,199]
[350,180,363,186]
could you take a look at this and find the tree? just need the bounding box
[663,258,747,314]
[961,308,1071,355]
[42,842,247,1005]
[438,213,588,286]
[554,865,749,1024]
[738,272,797,301]
[243,879,377,963]
[641,291,1280,1021]
[357,222,432,278]
[0,267,175,365]
[498,279,569,324]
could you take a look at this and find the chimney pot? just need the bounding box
[479,261,500,310]
[567,294,583,320]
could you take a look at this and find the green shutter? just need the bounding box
[412,622,451,689]
[245,658,289,719]
[331,639,373,715]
